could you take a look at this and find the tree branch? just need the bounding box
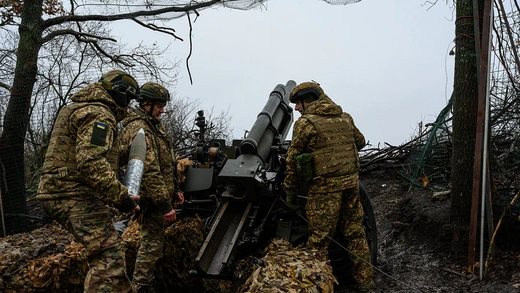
[131,17,183,41]
[41,29,116,44]
[186,11,194,84]
[41,0,220,29]
[43,29,133,67]
[88,41,133,67]
[0,81,12,92]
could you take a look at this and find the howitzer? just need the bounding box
[179,80,377,281]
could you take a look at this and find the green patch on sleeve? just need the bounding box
[91,122,108,146]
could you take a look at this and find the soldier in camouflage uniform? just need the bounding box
[119,82,184,293]
[283,81,375,292]
[37,69,141,293]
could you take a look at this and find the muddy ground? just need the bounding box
[4,167,520,293]
[360,169,520,293]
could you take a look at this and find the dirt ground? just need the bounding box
[359,169,520,293]
[4,167,520,292]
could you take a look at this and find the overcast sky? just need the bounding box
[121,1,455,146]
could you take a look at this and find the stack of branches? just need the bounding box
[359,140,416,175]
[359,126,451,176]
[488,130,520,214]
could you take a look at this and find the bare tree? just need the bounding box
[161,97,233,156]
[449,0,482,256]
[0,0,371,235]
[0,0,227,235]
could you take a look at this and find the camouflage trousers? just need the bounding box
[40,197,134,293]
[132,203,166,291]
[306,185,374,287]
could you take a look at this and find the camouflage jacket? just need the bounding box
[119,107,178,215]
[37,83,136,211]
[284,94,366,194]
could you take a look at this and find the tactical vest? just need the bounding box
[129,108,176,160]
[305,113,359,177]
[42,102,119,175]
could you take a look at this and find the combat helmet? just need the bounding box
[289,81,324,104]
[98,69,139,107]
[138,82,171,105]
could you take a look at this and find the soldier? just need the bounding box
[37,69,141,293]
[283,81,375,292]
[119,82,184,293]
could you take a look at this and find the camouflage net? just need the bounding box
[239,239,336,293]
[120,219,141,276]
[122,215,207,291]
[322,0,361,4]
[73,0,361,20]
[155,215,206,290]
[1,218,337,292]
[0,222,84,293]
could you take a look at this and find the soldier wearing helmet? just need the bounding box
[283,81,374,291]
[37,69,140,293]
[119,82,184,293]
[289,81,324,114]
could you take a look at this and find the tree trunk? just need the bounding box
[450,0,483,256]
[0,0,43,235]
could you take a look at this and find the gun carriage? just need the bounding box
[178,81,377,281]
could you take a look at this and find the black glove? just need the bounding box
[114,196,138,214]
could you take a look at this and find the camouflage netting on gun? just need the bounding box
[0,216,206,292]
[122,215,207,291]
[0,212,335,292]
[155,215,206,290]
[239,239,336,293]
[0,222,85,293]
[121,219,141,276]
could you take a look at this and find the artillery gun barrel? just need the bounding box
[240,80,296,164]
[193,81,298,279]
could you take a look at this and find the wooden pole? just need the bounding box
[468,0,492,274]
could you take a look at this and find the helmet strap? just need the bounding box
[143,102,158,120]
[108,88,130,108]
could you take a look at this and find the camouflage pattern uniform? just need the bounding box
[284,93,374,289]
[37,82,137,293]
[119,104,179,292]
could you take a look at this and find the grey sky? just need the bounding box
[121,1,455,146]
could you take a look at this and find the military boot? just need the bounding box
[357,279,376,292]
[135,284,158,293]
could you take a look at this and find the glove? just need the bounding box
[285,190,300,211]
[114,195,139,214]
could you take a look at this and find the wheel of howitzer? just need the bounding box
[328,181,378,283]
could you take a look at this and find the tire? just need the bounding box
[359,181,378,265]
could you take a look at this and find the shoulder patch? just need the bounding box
[91,122,108,146]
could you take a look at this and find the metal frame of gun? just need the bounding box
[179,81,312,279]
